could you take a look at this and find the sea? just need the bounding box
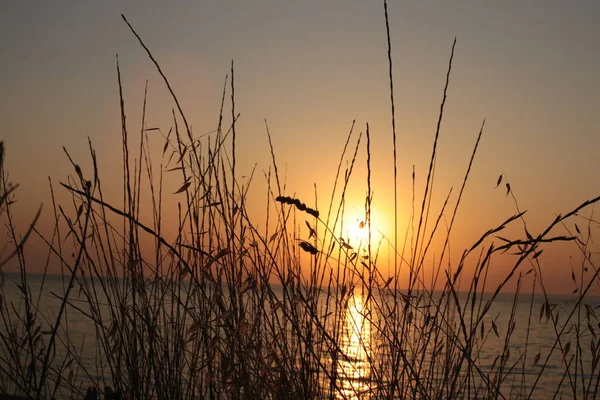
[1,272,599,399]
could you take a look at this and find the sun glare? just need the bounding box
[337,294,372,398]
[346,219,369,244]
[343,208,388,249]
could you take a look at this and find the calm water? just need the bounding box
[2,273,599,399]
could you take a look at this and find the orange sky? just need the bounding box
[1,1,599,295]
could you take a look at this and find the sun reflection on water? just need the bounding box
[338,293,372,399]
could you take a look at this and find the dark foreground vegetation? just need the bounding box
[2,3,600,399]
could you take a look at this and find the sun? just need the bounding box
[345,218,369,245]
[343,208,387,248]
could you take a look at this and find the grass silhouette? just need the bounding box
[1,3,600,399]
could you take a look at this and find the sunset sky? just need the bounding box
[1,1,599,294]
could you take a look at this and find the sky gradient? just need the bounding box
[1,1,599,294]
